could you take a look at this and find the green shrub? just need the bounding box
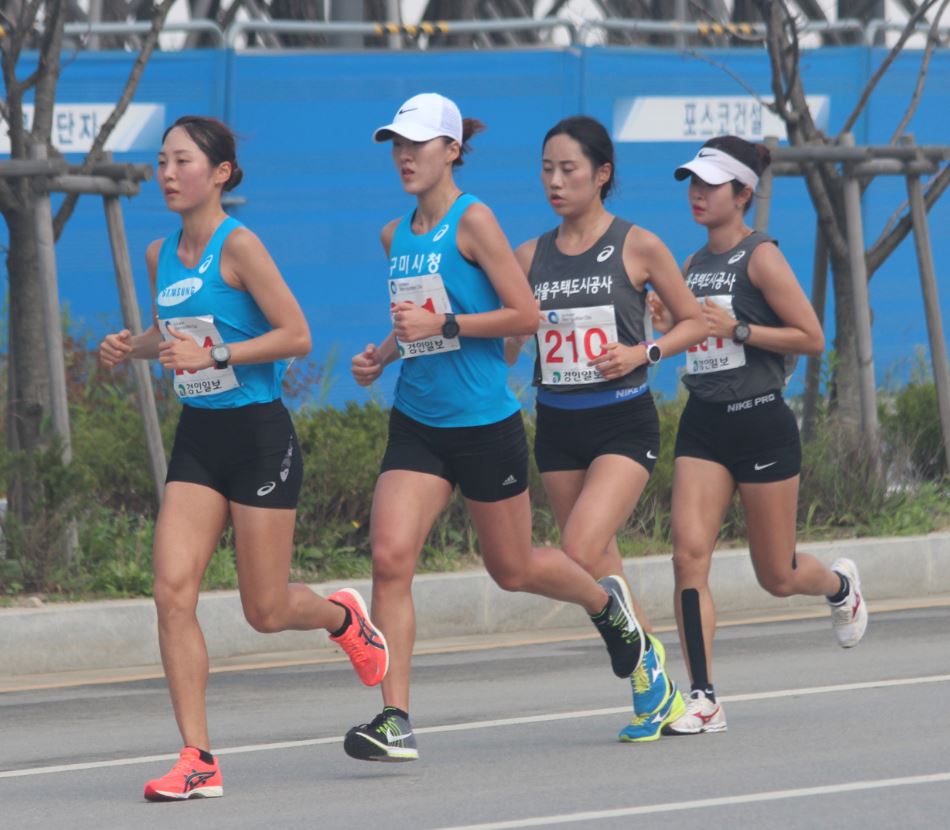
[881,381,947,482]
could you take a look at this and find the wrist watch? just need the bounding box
[442,312,460,339]
[733,321,751,344]
[210,343,231,369]
[643,340,662,366]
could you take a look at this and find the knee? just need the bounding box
[758,572,795,598]
[152,576,198,623]
[371,541,416,588]
[560,537,599,574]
[490,566,528,594]
[242,601,286,634]
[671,541,711,584]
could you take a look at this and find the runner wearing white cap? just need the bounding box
[345,94,648,762]
[650,135,868,737]
[505,115,705,742]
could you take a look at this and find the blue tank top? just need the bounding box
[389,194,519,427]
[155,217,287,409]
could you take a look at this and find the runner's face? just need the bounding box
[157,126,230,213]
[687,174,746,227]
[541,133,609,217]
[391,135,458,195]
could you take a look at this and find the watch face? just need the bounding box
[212,345,229,362]
[734,323,750,343]
[442,317,460,338]
[647,344,662,364]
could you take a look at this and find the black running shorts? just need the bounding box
[166,400,304,508]
[380,407,529,503]
[674,390,801,483]
[534,392,660,474]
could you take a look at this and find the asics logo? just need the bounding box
[728,250,746,265]
[356,616,387,651]
[596,245,615,262]
[197,254,214,274]
[157,277,202,307]
[184,770,216,791]
[432,224,450,241]
[754,461,777,471]
[257,482,276,496]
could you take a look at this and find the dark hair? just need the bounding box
[444,118,486,167]
[162,115,243,192]
[542,116,616,200]
[700,135,770,213]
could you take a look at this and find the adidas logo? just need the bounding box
[501,474,517,486]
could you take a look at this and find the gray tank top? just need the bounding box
[527,217,647,395]
[682,230,786,402]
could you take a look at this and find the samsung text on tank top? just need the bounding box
[528,217,648,394]
[683,230,786,403]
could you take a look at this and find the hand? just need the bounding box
[587,341,645,381]
[701,297,738,340]
[647,291,674,334]
[158,325,213,371]
[351,343,383,387]
[391,301,440,343]
[99,329,133,368]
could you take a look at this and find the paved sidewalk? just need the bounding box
[2,532,948,678]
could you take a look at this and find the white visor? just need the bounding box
[373,92,463,144]
[674,146,759,190]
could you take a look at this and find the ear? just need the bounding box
[594,162,612,190]
[445,139,461,164]
[214,160,232,187]
[736,184,754,209]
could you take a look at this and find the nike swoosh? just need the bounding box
[398,107,418,114]
[698,151,714,157]
[646,451,658,460]
[386,731,413,741]
[754,461,778,471]
[698,707,720,724]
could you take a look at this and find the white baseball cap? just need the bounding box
[674,146,759,190]
[373,93,463,144]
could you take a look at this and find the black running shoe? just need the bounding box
[344,710,419,762]
[592,575,645,678]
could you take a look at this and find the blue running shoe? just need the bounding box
[630,634,668,716]
[618,676,686,743]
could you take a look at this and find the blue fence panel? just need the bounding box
[227,49,580,406]
[863,47,950,384]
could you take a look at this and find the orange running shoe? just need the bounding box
[328,588,389,686]
[143,747,223,802]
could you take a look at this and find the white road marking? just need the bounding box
[2,672,948,780]
[432,772,950,829]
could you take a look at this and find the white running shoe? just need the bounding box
[661,690,727,736]
[828,557,868,648]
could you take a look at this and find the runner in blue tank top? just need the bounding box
[505,116,705,743]
[99,116,388,801]
[649,136,868,737]
[345,93,647,763]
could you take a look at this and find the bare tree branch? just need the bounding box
[52,0,175,239]
[866,162,950,276]
[890,0,950,143]
[683,49,777,112]
[30,0,67,143]
[838,0,939,137]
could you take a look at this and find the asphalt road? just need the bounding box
[3,603,949,829]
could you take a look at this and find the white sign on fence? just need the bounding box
[613,95,830,142]
[0,103,165,154]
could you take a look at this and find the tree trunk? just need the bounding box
[4,203,52,521]
[828,250,863,428]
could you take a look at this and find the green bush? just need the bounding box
[881,381,947,482]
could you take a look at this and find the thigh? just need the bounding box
[465,490,534,570]
[559,455,650,554]
[230,502,297,605]
[671,457,736,557]
[153,482,230,596]
[541,469,587,530]
[370,469,454,575]
[739,476,800,583]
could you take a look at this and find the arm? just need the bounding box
[503,238,539,366]
[391,203,539,342]
[701,243,825,357]
[590,229,705,382]
[647,253,692,336]
[98,239,163,367]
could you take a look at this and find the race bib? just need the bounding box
[538,305,617,385]
[686,295,747,375]
[389,273,460,359]
[160,315,240,399]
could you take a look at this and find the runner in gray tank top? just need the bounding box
[506,116,706,742]
[649,135,868,737]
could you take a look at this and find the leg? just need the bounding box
[370,470,453,712]
[739,476,840,598]
[670,458,736,689]
[231,503,345,633]
[152,482,230,751]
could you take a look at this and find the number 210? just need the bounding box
[543,327,607,363]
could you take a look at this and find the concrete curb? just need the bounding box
[2,532,948,677]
